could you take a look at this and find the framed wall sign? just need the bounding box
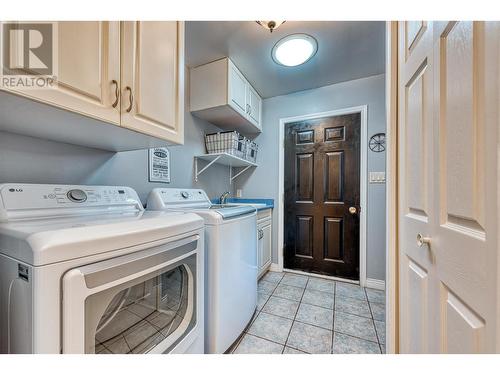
[148,147,170,183]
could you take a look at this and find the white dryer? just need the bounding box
[0,183,204,354]
[147,188,257,353]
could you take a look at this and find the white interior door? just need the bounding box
[398,21,500,353]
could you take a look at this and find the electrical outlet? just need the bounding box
[369,172,386,184]
[236,189,243,198]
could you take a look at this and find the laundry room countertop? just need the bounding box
[210,198,274,211]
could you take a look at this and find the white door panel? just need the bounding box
[398,21,500,353]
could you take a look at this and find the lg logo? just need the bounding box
[2,23,54,76]
[8,188,23,193]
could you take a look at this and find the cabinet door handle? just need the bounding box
[111,80,119,108]
[248,105,252,115]
[125,86,133,113]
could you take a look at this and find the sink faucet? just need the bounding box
[219,191,230,205]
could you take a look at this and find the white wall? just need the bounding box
[235,73,386,281]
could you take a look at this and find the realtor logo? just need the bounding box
[1,22,57,89]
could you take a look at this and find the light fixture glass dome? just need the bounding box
[272,34,318,67]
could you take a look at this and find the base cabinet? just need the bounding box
[257,209,272,278]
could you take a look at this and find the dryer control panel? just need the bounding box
[0,184,144,221]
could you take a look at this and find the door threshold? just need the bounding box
[283,268,360,285]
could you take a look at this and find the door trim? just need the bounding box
[385,21,399,354]
[277,105,368,286]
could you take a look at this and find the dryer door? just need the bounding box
[62,235,199,354]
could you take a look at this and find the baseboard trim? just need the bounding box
[269,263,282,272]
[366,278,385,290]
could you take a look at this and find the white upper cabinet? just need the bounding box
[246,84,262,127]
[1,21,121,125]
[0,21,185,150]
[190,57,262,134]
[121,21,184,144]
[228,62,248,117]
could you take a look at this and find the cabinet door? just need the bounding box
[228,60,247,117]
[246,85,261,128]
[1,21,120,124]
[261,223,272,269]
[121,21,184,144]
[258,222,272,272]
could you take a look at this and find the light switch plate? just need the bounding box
[369,172,386,184]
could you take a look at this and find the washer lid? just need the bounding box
[0,210,203,266]
[209,205,256,219]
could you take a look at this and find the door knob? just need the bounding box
[416,233,431,247]
[349,206,357,214]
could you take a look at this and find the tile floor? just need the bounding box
[232,271,386,354]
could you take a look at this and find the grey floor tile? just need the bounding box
[332,332,381,354]
[366,288,385,304]
[295,303,334,330]
[335,295,372,319]
[336,282,367,300]
[262,296,300,319]
[287,321,332,354]
[370,302,385,322]
[374,320,386,344]
[257,292,271,311]
[283,346,308,354]
[262,271,285,284]
[258,280,278,294]
[281,273,309,288]
[234,334,284,354]
[248,312,293,344]
[306,277,335,294]
[334,311,378,342]
[301,289,335,309]
[273,284,304,302]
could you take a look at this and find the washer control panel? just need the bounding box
[0,184,143,213]
[147,188,210,210]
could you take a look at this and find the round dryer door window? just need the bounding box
[92,266,190,354]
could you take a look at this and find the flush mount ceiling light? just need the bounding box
[271,34,318,67]
[256,21,285,33]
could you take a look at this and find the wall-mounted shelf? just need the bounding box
[194,153,257,183]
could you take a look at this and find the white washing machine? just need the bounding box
[0,183,205,354]
[147,188,257,354]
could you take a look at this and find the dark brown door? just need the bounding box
[284,113,360,279]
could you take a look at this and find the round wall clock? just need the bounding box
[369,133,386,152]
